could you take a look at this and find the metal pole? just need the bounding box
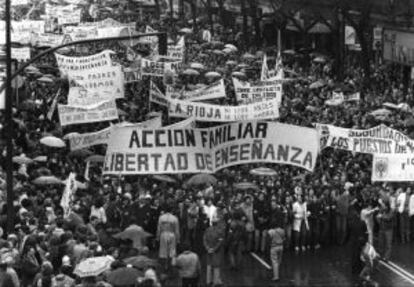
[5,0,14,234]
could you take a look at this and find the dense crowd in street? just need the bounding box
[0,2,414,287]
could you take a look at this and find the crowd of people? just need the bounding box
[0,2,414,287]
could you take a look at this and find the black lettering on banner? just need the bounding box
[151,153,162,171]
[200,131,208,148]
[126,153,135,171]
[164,153,176,171]
[174,130,184,146]
[242,123,254,139]
[290,147,302,164]
[138,154,149,171]
[252,140,263,160]
[142,130,153,147]
[240,143,250,160]
[264,144,275,160]
[155,130,166,147]
[129,131,141,148]
[185,130,196,147]
[177,153,188,170]
[303,152,313,169]
[195,153,205,170]
[229,145,238,163]
[115,154,124,171]
[256,122,268,138]
[205,154,213,170]
[277,145,289,162]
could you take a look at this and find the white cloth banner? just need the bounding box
[63,26,99,41]
[61,172,76,218]
[372,154,414,182]
[169,97,279,122]
[166,79,226,101]
[67,116,162,151]
[325,92,361,106]
[167,36,185,61]
[58,100,118,126]
[103,121,318,175]
[141,58,182,77]
[149,81,168,106]
[165,117,195,129]
[232,78,283,105]
[31,33,64,47]
[12,0,29,6]
[55,50,113,77]
[261,53,284,81]
[11,47,31,62]
[57,9,81,25]
[315,123,414,154]
[0,20,46,45]
[67,65,124,106]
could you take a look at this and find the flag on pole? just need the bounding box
[61,172,77,218]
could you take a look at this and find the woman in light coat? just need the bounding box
[292,195,309,253]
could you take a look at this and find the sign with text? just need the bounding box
[169,97,279,122]
[233,78,282,105]
[372,154,414,182]
[55,50,113,77]
[103,121,318,175]
[315,123,414,154]
[166,79,226,101]
[58,100,118,126]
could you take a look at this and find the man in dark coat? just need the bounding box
[348,205,368,277]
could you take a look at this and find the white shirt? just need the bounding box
[203,204,217,226]
[409,194,414,217]
[396,192,407,214]
[90,206,107,224]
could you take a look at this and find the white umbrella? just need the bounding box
[205,71,221,78]
[242,53,255,60]
[249,167,277,177]
[190,62,205,70]
[382,102,399,110]
[313,56,326,63]
[226,60,238,66]
[370,109,392,117]
[74,256,114,278]
[225,43,238,51]
[283,49,296,55]
[32,176,64,186]
[182,68,200,76]
[179,28,193,34]
[33,156,47,162]
[309,80,326,89]
[37,76,54,83]
[232,71,246,78]
[398,103,411,112]
[40,136,66,148]
[222,48,233,54]
[12,155,33,165]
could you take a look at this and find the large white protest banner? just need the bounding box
[232,78,283,105]
[166,79,226,101]
[315,123,414,154]
[325,91,361,106]
[165,117,195,129]
[31,33,64,47]
[58,100,118,126]
[55,50,113,76]
[0,20,46,45]
[372,154,414,182]
[63,25,99,41]
[169,97,279,122]
[141,58,183,77]
[103,121,318,175]
[166,36,185,61]
[57,9,81,25]
[149,82,168,106]
[11,47,31,62]
[67,65,124,106]
[67,116,163,151]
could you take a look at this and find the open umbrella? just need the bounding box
[113,225,152,250]
[242,53,255,60]
[309,80,326,89]
[182,68,199,76]
[33,156,47,163]
[124,256,158,270]
[86,155,105,163]
[232,71,246,78]
[40,136,66,148]
[222,48,233,54]
[212,49,224,55]
[313,56,326,63]
[190,62,205,70]
[152,175,176,183]
[370,109,392,117]
[12,155,33,165]
[179,27,193,34]
[382,102,399,110]
[32,176,64,186]
[74,256,114,278]
[35,167,51,176]
[249,167,277,177]
[225,43,238,51]
[205,71,221,79]
[226,60,238,66]
[398,103,411,112]
[68,149,94,158]
[233,182,260,191]
[107,267,143,286]
[185,173,217,187]
[283,49,296,55]
[36,76,54,84]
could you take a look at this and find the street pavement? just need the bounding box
[164,243,414,286]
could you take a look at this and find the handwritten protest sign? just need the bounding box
[372,154,414,181]
[232,78,283,105]
[55,50,113,77]
[103,121,318,175]
[166,79,226,101]
[58,100,118,126]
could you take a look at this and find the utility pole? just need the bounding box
[5,0,14,234]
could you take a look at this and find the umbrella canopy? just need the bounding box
[212,49,224,55]
[107,267,143,286]
[124,256,158,270]
[309,80,326,89]
[36,76,54,83]
[182,68,200,76]
[233,182,260,191]
[152,175,176,183]
[242,53,255,60]
[283,49,296,55]
[113,225,152,250]
[398,103,411,112]
[205,71,221,78]
[190,62,205,70]
[225,43,238,51]
[74,256,114,278]
[249,167,277,177]
[370,109,392,117]
[12,155,33,165]
[313,56,326,63]
[68,149,94,158]
[382,102,399,110]
[226,60,238,66]
[32,176,64,186]
[185,173,217,187]
[231,71,246,78]
[33,155,47,163]
[40,136,66,148]
[86,155,105,163]
[179,27,193,34]
[35,167,52,176]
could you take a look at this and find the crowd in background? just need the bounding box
[0,2,414,287]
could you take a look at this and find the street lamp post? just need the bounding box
[2,29,168,233]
